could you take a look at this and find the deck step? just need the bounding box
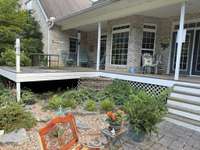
[168,108,200,122]
[165,117,200,133]
[169,96,200,106]
[167,100,200,115]
[173,85,200,97]
[170,93,200,102]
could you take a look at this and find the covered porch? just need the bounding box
[53,0,200,80]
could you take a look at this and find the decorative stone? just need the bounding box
[39,116,51,122]
[0,128,28,145]
[76,120,90,130]
[0,130,4,136]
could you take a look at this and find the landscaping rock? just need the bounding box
[39,116,51,122]
[76,120,90,130]
[0,129,28,145]
[0,130,4,136]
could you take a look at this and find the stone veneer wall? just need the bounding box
[104,15,172,74]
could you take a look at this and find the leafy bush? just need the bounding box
[124,91,167,135]
[85,100,96,112]
[0,89,16,106]
[48,95,63,110]
[104,80,135,105]
[0,49,31,66]
[21,90,36,105]
[100,99,115,111]
[48,93,77,110]
[0,103,36,133]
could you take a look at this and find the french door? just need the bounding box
[192,30,200,75]
[170,30,194,75]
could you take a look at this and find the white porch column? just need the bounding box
[174,1,186,80]
[47,28,51,67]
[77,31,81,67]
[96,22,101,71]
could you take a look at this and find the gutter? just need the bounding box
[56,0,120,24]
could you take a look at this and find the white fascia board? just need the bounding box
[0,69,17,82]
[16,72,100,82]
[59,0,184,30]
[99,72,175,87]
[36,0,48,22]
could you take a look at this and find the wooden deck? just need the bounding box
[0,67,199,87]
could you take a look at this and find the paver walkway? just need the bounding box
[118,121,200,150]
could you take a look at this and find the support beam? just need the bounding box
[77,31,81,67]
[47,28,51,67]
[174,1,186,80]
[16,82,21,102]
[96,22,101,71]
[16,38,20,73]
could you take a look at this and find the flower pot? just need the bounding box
[128,129,145,142]
[109,123,121,133]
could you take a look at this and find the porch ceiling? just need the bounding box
[56,0,185,30]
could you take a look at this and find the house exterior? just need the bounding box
[11,0,200,132]
[20,0,200,77]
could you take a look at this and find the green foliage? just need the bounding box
[124,91,167,135]
[48,95,63,110]
[104,80,136,105]
[0,88,16,106]
[0,48,31,66]
[100,99,115,111]
[21,90,36,105]
[85,100,96,112]
[0,0,43,66]
[48,93,77,110]
[0,102,36,133]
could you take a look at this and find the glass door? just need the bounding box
[192,30,200,75]
[170,30,194,75]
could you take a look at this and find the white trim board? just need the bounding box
[0,68,200,88]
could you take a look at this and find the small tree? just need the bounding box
[0,0,43,66]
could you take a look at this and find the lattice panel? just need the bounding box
[127,81,168,96]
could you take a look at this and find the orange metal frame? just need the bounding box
[39,113,81,150]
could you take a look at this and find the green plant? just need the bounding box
[0,88,16,106]
[104,80,136,105]
[21,90,36,105]
[106,110,126,126]
[124,91,167,135]
[100,99,115,111]
[62,98,77,109]
[85,100,96,112]
[48,94,63,110]
[0,103,36,132]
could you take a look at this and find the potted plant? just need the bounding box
[106,110,126,133]
[124,91,167,142]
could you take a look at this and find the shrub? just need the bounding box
[85,100,96,112]
[0,89,16,106]
[48,95,63,110]
[100,99,115,111]
[21,90,36,105]
[104,80,135,105]
[48,93,77,110]
[0,103,36,133]
[124,91,167,135]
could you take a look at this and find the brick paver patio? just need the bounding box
[117,121,200,150]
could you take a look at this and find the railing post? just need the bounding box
[15,38,21,102]
[96,22,101,71]
[174,1,186,80]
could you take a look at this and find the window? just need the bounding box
[111,25,130,65]
[142,24,156,52]
[69,38,78,61]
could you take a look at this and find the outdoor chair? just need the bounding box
[142,53,161,74]
[39,113,95,150]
